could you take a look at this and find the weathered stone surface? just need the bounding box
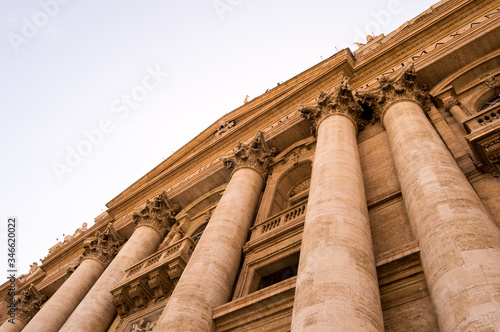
[292,102,383,331]
[384,98,500,331]
[154,133,273,331]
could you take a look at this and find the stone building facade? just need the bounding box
[1,0,500,331]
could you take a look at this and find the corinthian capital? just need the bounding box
[300,76,369,134]
[81,223,125,267]
[14,284,47,324]
[133,192,181,238]
[357,64,430,121]
[222,131,277,178]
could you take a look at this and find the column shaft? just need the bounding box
[0,320,25,332]
[154,167,264,331]
[448,104,468,123]
[23,259,105,332]
[291,115,383,331]
[60,226,162,332]
[384,100,500,331]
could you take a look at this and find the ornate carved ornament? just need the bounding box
[133,192,181,238]
[442,97,461,111]
[81,223,125,267]
[356,64,430,121]
[300,76,369,134]
[481,73,500,90]
[222,131,277,178]
[111,237,194,317]
[214,120,236,139]
[13,284,47,324]
[485,139,500,162]
[130,318,157,332]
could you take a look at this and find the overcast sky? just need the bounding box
[0,0,438,275]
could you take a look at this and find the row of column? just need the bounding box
[151,70,500,331]
[0,193,180,332]
[3,67,500,332]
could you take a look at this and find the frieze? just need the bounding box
[356,2,499,90]
[163,72,343,196]
[222,131,277,178]
[133,192,181,237]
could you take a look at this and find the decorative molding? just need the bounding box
[130,318,157,332]
[147,270,174,301]
[356,2,499,90]
[133,192,181,238]
[13,284,47,324]
[112,287,134,316]
[289,178,311,197]
[81,223,125,267]
[484,139,500,161]
[222,131,277,178]
[129,279,153,310]
[481,73,500,89]
[111,237,195,317]
[214,120,236,139]
[66,256,83,278]
[300,76,370,134]
[443,96,461,111]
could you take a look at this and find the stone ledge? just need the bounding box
[213,277,296,332]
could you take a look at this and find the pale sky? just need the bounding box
[0,0,438,275]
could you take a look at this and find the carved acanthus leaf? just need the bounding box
[300,76,369,132]
[14,284,47,324]
[222,131,277,177]
[81,223,125,267]
[357,64,430,119]
[133,192,181,237]
[442,97,460,111]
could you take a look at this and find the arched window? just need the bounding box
[269,162,312,216]
[479,94,500,112]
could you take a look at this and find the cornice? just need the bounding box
[105,51,355,220]
[352,0,498,90]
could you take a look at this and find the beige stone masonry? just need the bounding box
[381,68,500,331]
[153,132,275,332]
[59,192,179,332]
[23,224,123,332]
[292,79,384,331]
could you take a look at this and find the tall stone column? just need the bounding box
[0,285,46,332]
[380,66,500,331]
[291,78,384,332]
[23,224,124,332]
[153,132,276,332]
[59,192,180,332]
